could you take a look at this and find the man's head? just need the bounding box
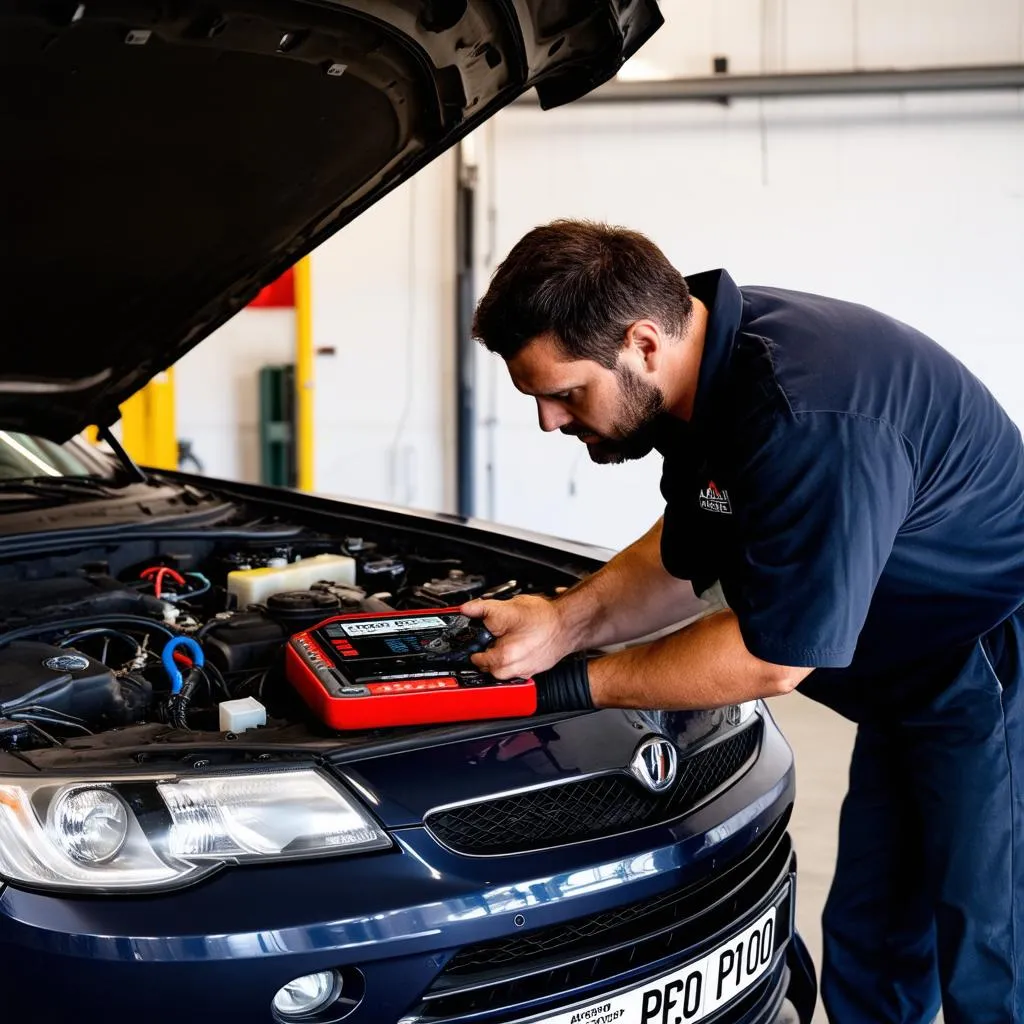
[472,220,694,463]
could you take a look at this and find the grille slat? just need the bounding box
[444,882,694,974]
[413,813,793,1023]
[426,721,761,856]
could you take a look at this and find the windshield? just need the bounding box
[0,432,114,481]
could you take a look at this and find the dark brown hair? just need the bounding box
[471,220,692,368]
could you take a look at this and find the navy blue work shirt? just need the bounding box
[656,270,1024,720]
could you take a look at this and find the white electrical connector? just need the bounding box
[218,697,267,734]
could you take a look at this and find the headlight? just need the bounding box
[0,768,390,893]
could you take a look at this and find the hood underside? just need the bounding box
[2,0,662,439]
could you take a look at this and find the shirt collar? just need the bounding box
[686,268,743,427]
[652,268,743,454]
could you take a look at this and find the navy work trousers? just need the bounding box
[820,608,1024,1023]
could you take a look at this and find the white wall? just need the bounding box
[310,153,457,514]
[176,308,294,482]
[621,0,1024,76]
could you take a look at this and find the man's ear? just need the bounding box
[623,320,664,372]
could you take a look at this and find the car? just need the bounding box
[0,2,817,1022]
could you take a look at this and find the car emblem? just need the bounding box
[43,654,89,673]
[630,737,678,794]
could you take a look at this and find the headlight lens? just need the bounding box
[158,773,385,859]
[273,971,340,1018]
[49,786,129,864]
[0,769,389,893]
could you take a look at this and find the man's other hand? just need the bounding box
[460,595,572,679]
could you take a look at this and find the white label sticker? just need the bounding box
[340,616,447,637]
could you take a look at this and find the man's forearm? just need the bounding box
[586,608,812,710]
[555,518,706,652]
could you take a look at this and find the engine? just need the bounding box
[0,532,537,753]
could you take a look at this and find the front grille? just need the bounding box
[411,811,793,1023]
[426,720,761,856]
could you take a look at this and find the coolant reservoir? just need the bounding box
[227,554,356,608]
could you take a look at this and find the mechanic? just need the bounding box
[462,220,1024,1024]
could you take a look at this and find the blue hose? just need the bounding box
[165,573,211,603]
[161,636,205,694]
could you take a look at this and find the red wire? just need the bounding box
[140,566,186,599]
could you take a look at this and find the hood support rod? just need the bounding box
[97,425,147,484]
[455,139,477,519]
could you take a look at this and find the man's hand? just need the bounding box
[459,517,704,683]
[460,595,572,679]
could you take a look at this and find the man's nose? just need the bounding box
[537,398,572,432]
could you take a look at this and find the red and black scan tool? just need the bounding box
[285,607,537,730]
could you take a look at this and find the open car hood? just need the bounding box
[2,0,661,439]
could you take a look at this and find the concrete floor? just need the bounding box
[767,693,855,1024]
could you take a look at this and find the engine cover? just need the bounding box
[0,642,135,726]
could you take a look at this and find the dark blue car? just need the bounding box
[0,2,816,1021]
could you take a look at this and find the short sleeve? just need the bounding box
[728,412,914,668]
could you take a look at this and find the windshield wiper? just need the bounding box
[0,476,120,501]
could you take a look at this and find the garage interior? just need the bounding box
[15,1,1022,1022]
[121,0,1020,1013]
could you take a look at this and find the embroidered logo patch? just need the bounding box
[698,480,732,514]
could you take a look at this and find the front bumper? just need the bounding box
[0,712,814,1023]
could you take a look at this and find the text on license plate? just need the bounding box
[535,905,777,1024]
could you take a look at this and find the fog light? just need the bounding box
[48,787,129,864]
[273,971,338,1019]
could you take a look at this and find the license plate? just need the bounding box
[528,905,779,1024]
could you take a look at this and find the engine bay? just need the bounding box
[0,511,580,767]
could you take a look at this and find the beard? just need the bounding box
[563,365,666,465]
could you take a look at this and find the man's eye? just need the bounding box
[554,391,574,402]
